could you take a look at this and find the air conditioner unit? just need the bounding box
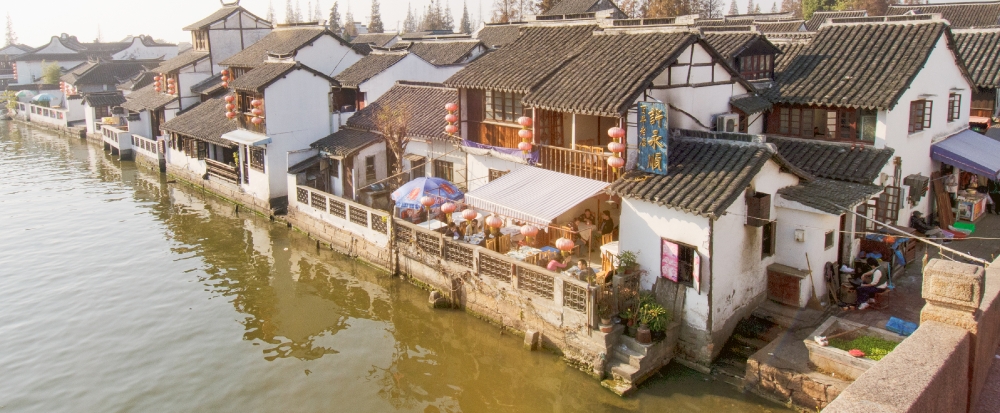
[715,113,740,132]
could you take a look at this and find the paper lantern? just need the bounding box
[445,102,458,112]
[608,126,625,139]
[517,129,532,140]
[153,76,161,82]
[420,196,435,208]
[555,237,575,252]
[520,224,538,238]
[221,81,228,88]
[441,202,457,214]
[225,111,236,119]
[155,86,161,92]
[608,141,626,153]
[445,124,459,134]
[251,108,263,116]
[221,75,229,81]
[607,155,625,169]
[462,208,477,221]
[166,78,175,84]
[445,113,458,123]
[225,95,235,103]
[251,99,262,107]
[225,103,235,111]
[251,116,263,125]
[517,116,532,127]
[517,141,532,152]
[221,69,229,76]
[485,215,504,229]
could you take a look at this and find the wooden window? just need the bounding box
[408,156,425,181]
[825,230,835,250]
[488,169,509,182]
[249,146,265,172]
[909,99,932,133]
[772,105,863,141]
[365,155,376,183]
[858,109,877,142]
[948,93,961,122]
[739,54,773,81]
[483,89,526,123]
[669,240,698,288]
[434,159,454,182]
[356,92,367,110]
[196,141,207,160]
[94,106,111,119]
[329,158,339,178]
[236,92,265,132]
[746,192,771,227]
[192,30,209,51]
[762,221,776,259]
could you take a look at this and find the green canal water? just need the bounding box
[0,122,789,412]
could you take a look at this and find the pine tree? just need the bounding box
[4,13,15,47]
[746,0,755,14]
[295,0,303,22]
[344,2,358,37]
[403,3,418,32]
[267,0,276,23]
[460,1,473,33]
[771,1,777,12]
[329,1,343,32]
[443,1,455,32]
[753,3,760,12]
[728,0,739,14]
[307,0,313,21]
[285,0,296,23]
[369,0,385,32]
[315,0,323,21]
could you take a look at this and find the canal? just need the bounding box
[0,122,788,412]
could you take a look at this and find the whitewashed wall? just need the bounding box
[294,34,364,76]
[359,54,462,105]
[207,11,271,73]
[464,153,521,191]
[177,57,213,110]
[773,200,841,307]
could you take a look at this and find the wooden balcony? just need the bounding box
[536,144,620,183]
[206,158,239,184]
[237,113,266,134]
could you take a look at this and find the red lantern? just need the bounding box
[225,103,235,111]
[221,69,230,76]
[608,141,626,153]
[485,215,504,229]
[251,99,262,107]
[445,113,458,123]
[251,116,263,125]
[225,95,235,103]
[445,102,458,112]
[222,81,228,88]
[555,237,575,253]
[225,111,236,119]
[445,124,459,134]
[462,208,477,221]
[517,116,532,127]
[517,129,532,140]
[251,108,263,116]
[518,141,532,152]
[520,224,538,238]
[441,202,457,214]
[221,75,229,81]
[155,86,161,92]
[607,155,625,169]
[153,76,161,82]
[608,126,625,139]
[420,196,435,208]
[167,78,175,84]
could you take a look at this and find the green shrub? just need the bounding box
[829,335,899,361]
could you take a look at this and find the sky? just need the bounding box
[2,0,491,46]
[1,0,990,47]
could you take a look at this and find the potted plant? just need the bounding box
[615,250,639,275]
[620,307,638,337]
[598,301,614,333]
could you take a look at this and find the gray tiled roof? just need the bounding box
[702,32,758,59]
[730,95,772,115]
[954,30,1000,89]
[804,11,867,31]
[778,178,883,214]
[887,2,1000,29]
[82,92,126,107]
[445,24,597,93]
[542,0,621,16]
[182,5,267,31]
[229,62,306,92]
[350,33,399,47]
[757,20,805,33]
[522,31,697,117]
[407,41,482,66]
[161,98,238,146]
[190,73,225,95]
[766,135,894,183]
[220,27,337,67]
[153,50,210,74]
[121,83,177,112]
[310,128,382,157]
[345,81,458,140]
[334,52,407,87]
[61,61,156,86]
[607,138,782,218]
[769,36,812,77]
[475,24,523,48]
[767,22,953,110]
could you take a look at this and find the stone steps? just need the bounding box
[752,299,827,330]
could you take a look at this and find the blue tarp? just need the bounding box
[390,177,464,210]
[930,129,1000,181]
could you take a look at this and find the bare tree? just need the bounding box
[781,0,802,18]
[373,101,413,188]
[699,0,724,17]
[491,0,520,23]
[369,0,385,32]
[619,0,644,18]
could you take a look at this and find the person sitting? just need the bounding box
[857,257,889,310]
[465,218,481,236]
[547,256,569,272]
[598,210,614,241]
[443,222,463,239]
[567,222,586,249]
[580,209,596,225]
[575,259,597,284]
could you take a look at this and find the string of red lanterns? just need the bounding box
[250,99,264,125]
[224,95,236,119]
[607,126,626,170]
[221,69,230,88]
[517,116,532,154]
[444,102,459,136]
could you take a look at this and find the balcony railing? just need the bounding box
[101,124,132,151]
[131,134,163,161]
[237,113,266,134]
[205,158,239,184]
[536,144,620,183]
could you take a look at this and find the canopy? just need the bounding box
[464,167,609,227]
[931,129,1000,181]
[390,177,464,210]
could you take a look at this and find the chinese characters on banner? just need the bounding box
[637,101,668,174]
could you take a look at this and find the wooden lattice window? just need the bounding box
[444,240,474,268]
[479,254,512,283]
[349,205,368,226]
[329,199,346,218]
[310,192,326,210]
[249,147,265,172]
[517,266,554,300]
[394,224,412,244]
[415,231,441,256]
[371,214,387,234]
[948,93,961,122]
[434,160,454,182]
[738,54,773,81]
[484,90,526,123]
[192,30,209,50]
[563,282,587,312]
[296,187,309,204]
[909,99,932,133]
[878,186,902,225]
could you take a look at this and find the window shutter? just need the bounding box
[923,100,933,129]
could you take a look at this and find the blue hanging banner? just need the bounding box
[636,102,668,175]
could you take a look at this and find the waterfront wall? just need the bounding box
[823,258,1000,413]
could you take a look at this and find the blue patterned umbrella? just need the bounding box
[391,177,464,210]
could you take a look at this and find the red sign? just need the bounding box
[407,187,420,200]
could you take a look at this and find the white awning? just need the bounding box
[220,129,271,147]
[464,167,609,227]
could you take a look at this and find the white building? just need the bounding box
[181,2,272,74]
[111,35,178,60]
